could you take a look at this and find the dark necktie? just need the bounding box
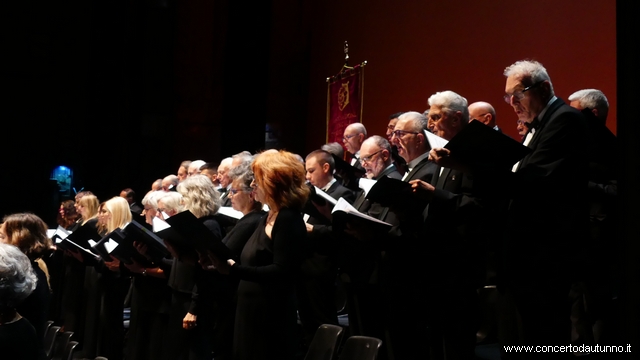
[526,117,540,133]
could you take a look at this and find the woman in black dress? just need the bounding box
[124,190,174,360]
[216,150,309,360]
[201,166,266,360]
[164,174,222,360]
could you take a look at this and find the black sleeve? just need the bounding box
[230,208,305,282]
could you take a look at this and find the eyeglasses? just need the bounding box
[359,149,383,164]
[229,188,250,195]
[503,80,544,104]
[342,133,358,142]
[391,130,420,138]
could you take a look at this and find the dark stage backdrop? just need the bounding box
[300,0,616,152]
[0,0,618,219]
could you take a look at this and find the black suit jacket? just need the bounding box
[306,181,355,251]
[504,98,588,283]
[404,155,438,183]
[421,166,488,287]
[326,181,356,204]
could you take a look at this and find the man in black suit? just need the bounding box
[305,150,355,204]
[216,157,233,206]
[391,111,438,183]
[361,136,403,181]
[385,112,408,174]
[568,89,617,347]
[298,150,354,347]
[341,123,367,190]
[352,135,403,214]
[499,61,588,359]
[408,91,489,359]
[469,101,501,132]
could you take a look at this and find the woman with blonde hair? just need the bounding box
[59,193,101,346]
[216,150,309,360]
[76,194,100,226]
[0,213,53,353]
[81,196,131,360]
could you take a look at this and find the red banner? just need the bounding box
[327,65,364,144]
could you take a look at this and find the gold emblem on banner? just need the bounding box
[337,81,350,111]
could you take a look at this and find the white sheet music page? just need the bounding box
[218,206,244,220]
[424,130,448,149]
[104,239,119,254]
[152,217,171,232]
[331,198,392,226]
[313,186,338,206]
[357,178,376,197]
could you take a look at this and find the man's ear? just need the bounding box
[322,162,330,174]
[453,111,463,127]
[381,149,390,162]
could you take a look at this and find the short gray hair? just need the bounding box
[163,175,179,187]
[229,152,255,181]
[362,135,391,153]
[141,190,166,210]
[345,122,367,137]
[428,91,469,121]
[0,243,37,309]
[321,142,344,159]
[229,161,253,182]
[189,160,206,171]
[568,89,609,120]
[156,192,184,214]
[398,111,428,132]
[504,60,554,96]
[232,151,253,164]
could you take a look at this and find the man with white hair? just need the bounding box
[342,122,367,164]
[162,175,179,192]
[359,135,402,181]
[405,90,487,360]
[216,157,233,200]
[499,60,588,356]
[568,88,616,347]
[187,160,206,177]
[568,88,609,125]
[390,111,437,182]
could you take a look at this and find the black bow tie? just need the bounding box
[526,118,540,133]
[219,187,228,193]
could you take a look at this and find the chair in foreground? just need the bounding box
[304,324,344,360]
[337,336,382,360]
[60,341,79,360]
[43,325,61,359]
[51,331,74,360]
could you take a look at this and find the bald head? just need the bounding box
[343,123,367,154]
[468,101,496,128]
